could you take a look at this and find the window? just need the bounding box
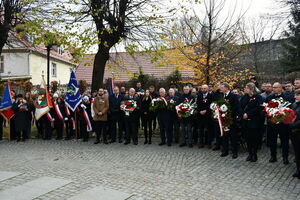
[51,63,57,77]
[0,56,4,73]
[58,46,64,55]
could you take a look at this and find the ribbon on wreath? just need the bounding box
[214,106,224,137]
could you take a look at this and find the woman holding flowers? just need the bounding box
[240,83,263,162]
[141,90,153,144]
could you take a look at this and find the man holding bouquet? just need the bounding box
[219,83,242,159]
[123,88,140,145]
[265,82,291,164]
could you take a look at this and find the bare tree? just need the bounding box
[53,0,174,91]
[164,0,248,84]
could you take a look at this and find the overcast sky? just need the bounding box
[110,0,289,53]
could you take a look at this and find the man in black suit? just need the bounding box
[109,86,124,143]
[178,86,196,148]
[197,84,214,149]
[266,82,291,164]
[123,88,141,145]
[168,88,180,143]
[220,82,242,159]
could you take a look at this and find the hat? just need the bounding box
[53,93,59,98]
[82,96,89,101]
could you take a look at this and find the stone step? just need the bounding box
[0,171,21,182]
[0,176,71,200]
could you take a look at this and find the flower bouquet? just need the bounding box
[210,99,233,136]
[262,97,296,124]
[175,99,197,119]
[149,97,175,112]
[120,100,137,116]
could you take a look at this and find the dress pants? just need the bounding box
[291,129,300,173]
[142,116,152,141]
[38,115,52,140]
[125,117,138,144]
[158,113,172,144]
[222,124,238,154]
[110,118,123,141]
[268,123,290,159]
[244,128,261,155]
[54,120,63,139]
[198,118,214,145]
[180,118,192,145]
[95,121,107,142]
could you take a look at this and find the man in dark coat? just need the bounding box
[123,88,141,145]
[168,88,180,143]
[157,88,172,146]
[266,82,291,164]
[197,84,214,149]
[109,86,124,143]
[12,94,32,142]
[220,82,242,159]
[178,85,196,148]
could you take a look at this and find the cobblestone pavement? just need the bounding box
[0,138,300,200]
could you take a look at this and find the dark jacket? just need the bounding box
[12,99,33,132]
[291,101,300,129]
[240,94,263,129]
[223,92,242,123]
[197,92,213,120]
[141,97,153,120]
[109,93,124,120]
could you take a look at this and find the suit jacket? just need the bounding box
[197,92,213,120]
[291,101,300,129]
[109,93,124,120]
[93,95,109,121]
[240,94,263,129]
[223,92,242,123]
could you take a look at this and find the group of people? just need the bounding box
[1,78,300,179]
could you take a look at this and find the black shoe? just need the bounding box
[21,138,26,142]
[94,140,100,144]
[118,139,123,143]
[179,143,186,147]
[283,158,289,165]
[65,137,71,140]
[133,142,138,145]
[188,144,193,148]
[293,171,300,178]
[16,138,21,142]
[159,142,166,146]
[110,140,116,144]
[124,141,130,145]
[232,153,238,159]
[212,146,220,151]
[220,152,229,157]
[148,140,152,144]
[269,157,277,163]
[103,141,109,144]
[144,140,148,145]
[82,139,88,142]
[251,154,257,162]
[246,155,252,162]
[167,143,172,147]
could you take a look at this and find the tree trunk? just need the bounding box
[0,26,9,56]
[91,46,110,92]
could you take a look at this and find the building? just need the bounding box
[0,32,77,85]
[76,52,193,84]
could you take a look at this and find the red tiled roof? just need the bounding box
[76,52,193,84]
[11,32,76,66]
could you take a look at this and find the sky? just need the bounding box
[109,0,290,53]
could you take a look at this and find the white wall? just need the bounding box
[0,52,30,77]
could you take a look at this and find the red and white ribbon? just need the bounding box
[83,109,92,132]
[70,117,76,130]
[46,112,54,123]
[215,106,224,137]
[54,103,64,127]
[65,105,70,116]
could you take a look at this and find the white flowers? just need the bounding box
[210,103,217,110]
[220,104,228,112]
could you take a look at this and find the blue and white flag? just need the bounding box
[65,71,82,111]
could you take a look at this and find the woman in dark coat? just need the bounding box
[12,94,32,142]
[24,92,34,139]
[291,89,300,179]
[78,96,92,142]
[240,82,263,162]
[141,90,153,144]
